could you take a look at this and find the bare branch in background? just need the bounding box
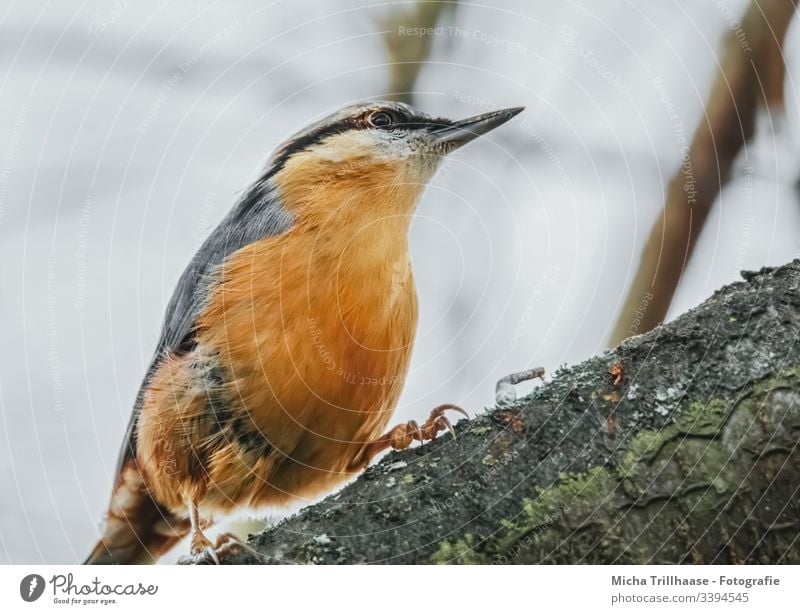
[382,1,457,104]
[609,0,796,346]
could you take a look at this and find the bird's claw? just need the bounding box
[203,546,220,565]
[355,404,470,469]
[177,531,258,565]
[215,532,266,562]
[431,403,469,419]
[418,403,469,442]
[177,545,220,566]
[409,420,423,444]
[439,415,456,439]
[388,404,468,451]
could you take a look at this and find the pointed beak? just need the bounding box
[431,106,524,150]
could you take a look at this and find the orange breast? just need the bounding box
[135,146,433,514]
[193,212,418,506]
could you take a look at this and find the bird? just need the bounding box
[85,100,523,564]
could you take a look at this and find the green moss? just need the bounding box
[429,366,800,564]
[401,473,415,485]
[750,365,800,395]
[619,397,730,480]
[618,430,669,477]
[431,534,490,564]
[674,399,728,436]
[495,467,613,554]
[469,424,493,436]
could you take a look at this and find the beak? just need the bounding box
[431,106,524,150]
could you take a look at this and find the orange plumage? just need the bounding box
[86,101,522,564]
[138,154,421,514]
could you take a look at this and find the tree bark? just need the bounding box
[230,260,800,564]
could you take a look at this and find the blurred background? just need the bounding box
[1,0,799,563]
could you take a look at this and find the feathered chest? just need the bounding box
[197,221,418,413]
[196,152,428,418]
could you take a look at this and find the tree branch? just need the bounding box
[229,260,800,564]
[609,0,796,346]
[382,1,457,104]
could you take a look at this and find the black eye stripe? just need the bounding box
[265,106,451,178]
[364,109,447,131]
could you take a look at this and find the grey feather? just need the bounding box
[158,178,292,353]
[116,177,292,471]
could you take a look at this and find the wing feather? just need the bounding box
[115,179,293,473]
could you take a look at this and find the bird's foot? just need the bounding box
[177,530,222,565]
[495,368,545,405]
[213,532,266,562]
[390,403,469,450]
[351,404,468,470]
[177,531,256,565]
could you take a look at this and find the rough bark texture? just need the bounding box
[230,261,800,564]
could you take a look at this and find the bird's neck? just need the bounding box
[272,154,427,274]
[272,152,427,226]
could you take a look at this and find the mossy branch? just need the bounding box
[229,261,800,564]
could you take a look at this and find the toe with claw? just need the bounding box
[177,500,266,565]
[177,532,264,565]
[418,403,467,441]
[177,531,221,565]
[351,403,469,470]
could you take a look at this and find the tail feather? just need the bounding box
[85,460,187,564]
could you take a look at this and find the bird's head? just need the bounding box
[265,101,523,223]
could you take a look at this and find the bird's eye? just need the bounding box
[369,111,395,128]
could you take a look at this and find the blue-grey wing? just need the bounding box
[159,180,292,352]
[116,180,292,471]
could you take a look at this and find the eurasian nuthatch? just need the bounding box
[86,101,523,564]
